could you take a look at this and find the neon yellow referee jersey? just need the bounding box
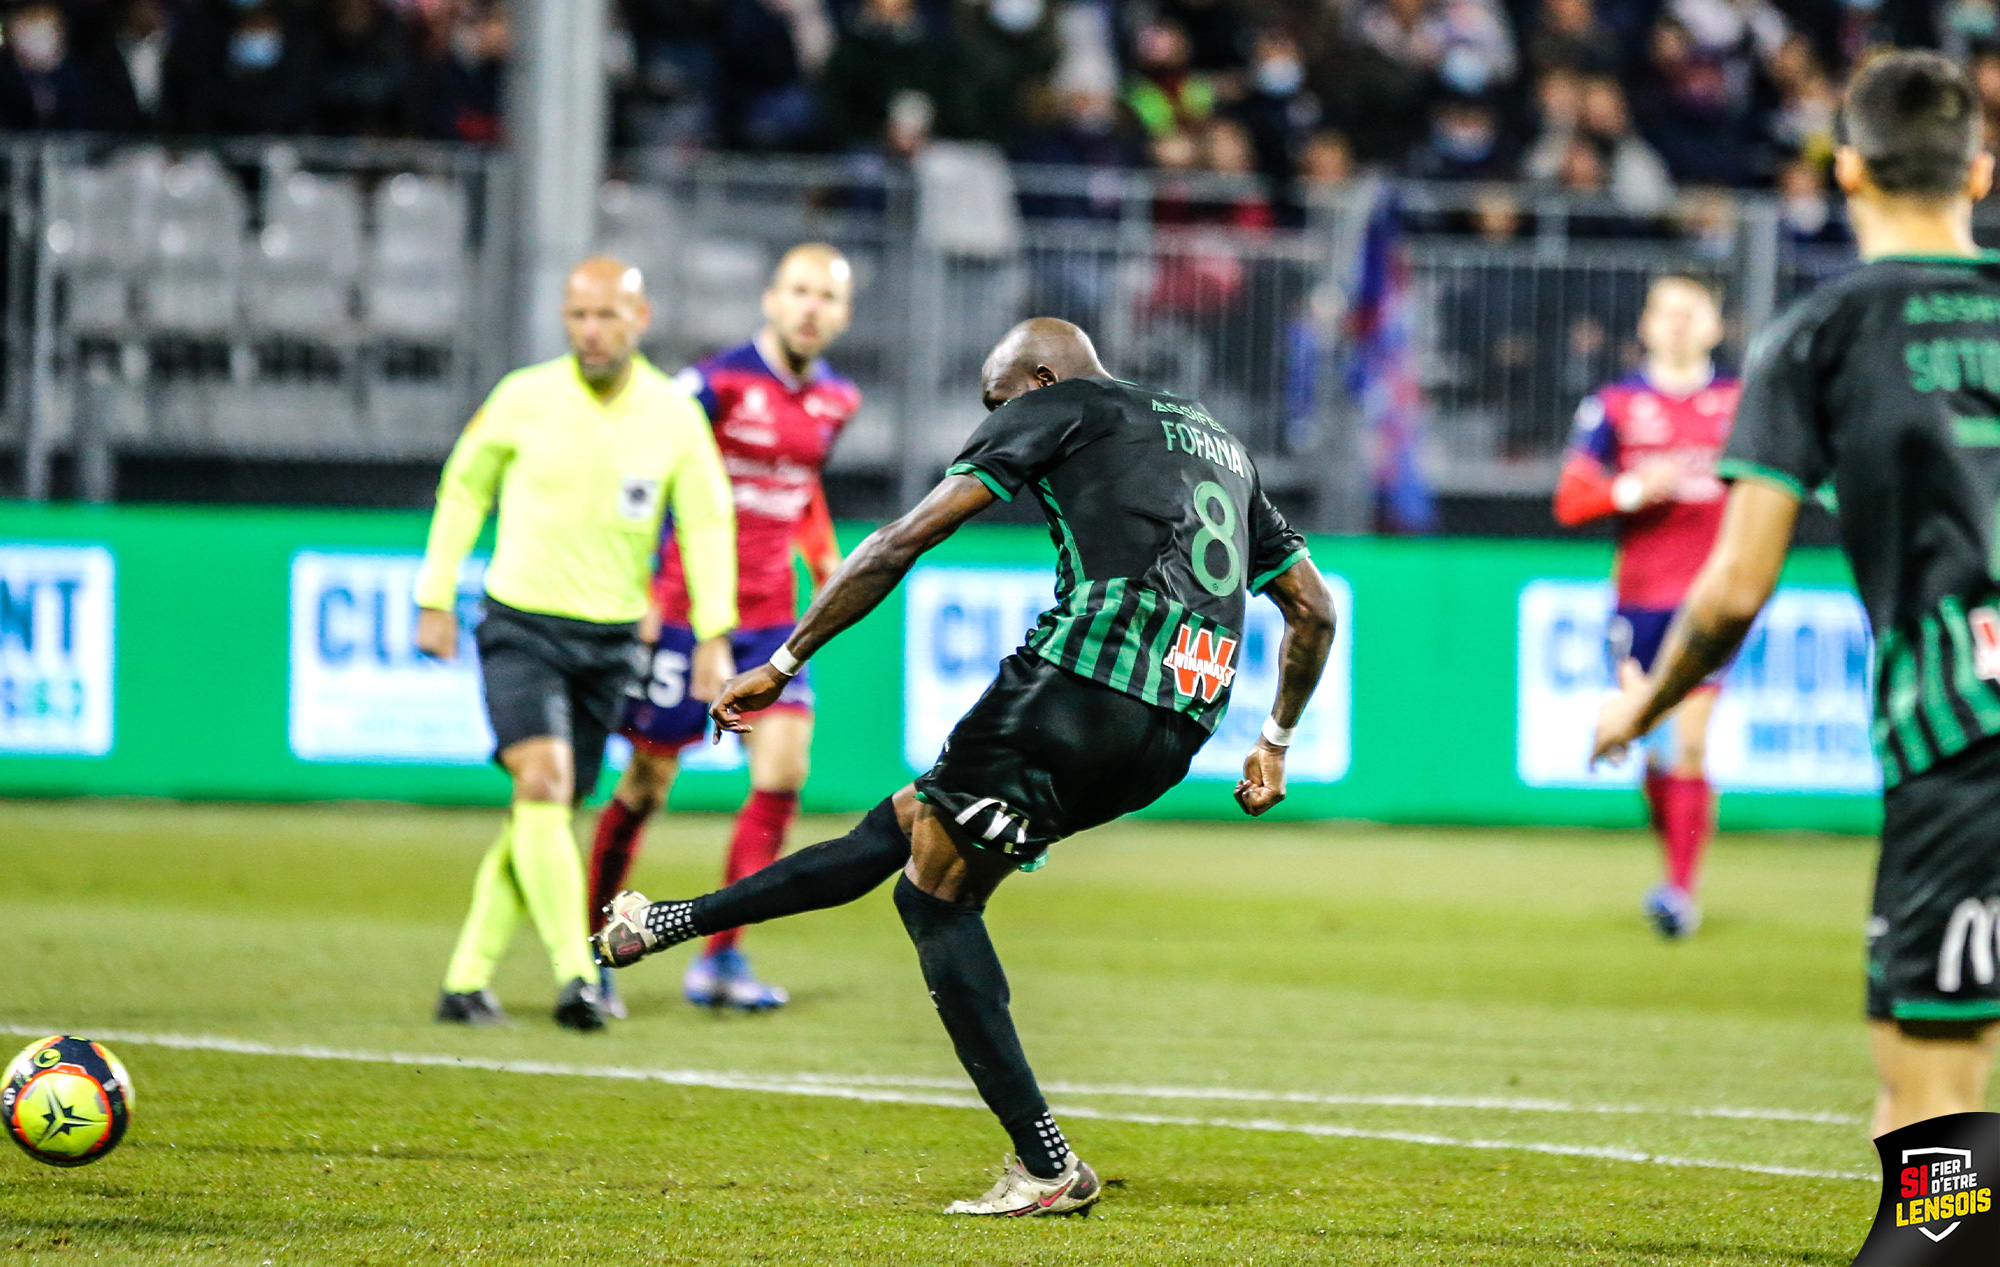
[415,354,738,639]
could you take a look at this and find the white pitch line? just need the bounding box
[807,1073,1863,1126]
[0,1024,1870,1183]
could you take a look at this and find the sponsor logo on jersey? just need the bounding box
[1938,898,2000,993]
[1164,625,1239,703]
[1625,394,1672,445]
[1970,606,2000,681]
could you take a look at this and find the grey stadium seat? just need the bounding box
[44,149,162,335]
[141,153,245,335]
[594,181,678,293]
[246,172,364,338]
[365,173,467,338]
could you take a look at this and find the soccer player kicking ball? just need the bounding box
[1555,276,1741,938]
[418,258,737,1032]
[597,319,1335,1214]
[1596,51,2000,1134]
[588,244,859,1017]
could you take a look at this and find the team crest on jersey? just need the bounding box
[616,477,661,522]
[1164,625,1238,703]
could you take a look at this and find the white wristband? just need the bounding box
[1611,472,1644,513]
[1260,717,1295,748]
[770,645,803,677]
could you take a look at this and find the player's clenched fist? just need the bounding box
[414,607,459,661]
[1235,739,1287,816]
[708,663,790,738]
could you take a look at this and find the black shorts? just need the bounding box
[475,599,642,804]
[914,652,1211,869]
[1868,735,2000,1026]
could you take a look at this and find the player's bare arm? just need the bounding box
[1593,479,1800,763]
[1236,557,1336,817]
[710,473,998,732]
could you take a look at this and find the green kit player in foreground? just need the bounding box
[415,258,738,1031]
[1596,51,2000,1135]
[597,318,1337,1214]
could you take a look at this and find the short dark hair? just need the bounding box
[1842,51,1982,197]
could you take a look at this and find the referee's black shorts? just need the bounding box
[914,652,1211,869]
[474,598,642,803]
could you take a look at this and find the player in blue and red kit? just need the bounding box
[587,243,860,1011]
[1554,276,1740,938]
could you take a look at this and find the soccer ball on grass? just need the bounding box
[3,1035,135,1167]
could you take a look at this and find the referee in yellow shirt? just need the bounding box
[414,257,738,1031]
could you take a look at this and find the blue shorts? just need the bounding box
[1607,605,1725,687]
[619,623,814,753]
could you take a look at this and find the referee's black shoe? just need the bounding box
[435,989,509,1027]
[553,977,610,1031]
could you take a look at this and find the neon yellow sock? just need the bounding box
[442,825,524,994]
[508,801,598,985]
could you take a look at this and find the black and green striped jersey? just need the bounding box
[947,376,1309,730]
[1723,253,2000,788]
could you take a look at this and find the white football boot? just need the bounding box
[943,1153,1102,1217]
[593,890,698,968]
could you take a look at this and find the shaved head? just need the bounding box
[762,242,854,370]
[569,255,646,300]
[979,318,1110,410]
[563,255,652,392]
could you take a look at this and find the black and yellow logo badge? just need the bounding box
[1853,1112,2000,1265]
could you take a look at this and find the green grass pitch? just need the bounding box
[0,799,1904,1264]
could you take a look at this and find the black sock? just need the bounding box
[892,875,1067,1180]
[688,797,909,936]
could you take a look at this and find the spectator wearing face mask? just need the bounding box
[949,0,1059,148]
[1357,0,1518,99]
[0,1,109,130]
[162,0,317,136]
[1232,27,1319,186]
[1404,91,1518,180]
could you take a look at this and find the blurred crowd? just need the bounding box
[1,0,1994,218]
[0,0,507,142]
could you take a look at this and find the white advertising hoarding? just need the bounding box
[0,544,114,755]
[289,551,494,763]
[902,565,1352,780]
[1517,579,1878,793]
[289,550,747,772]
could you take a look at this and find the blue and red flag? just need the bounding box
[1347,196,1437,534]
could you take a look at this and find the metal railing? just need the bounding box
[1,136,514,500]
[2,141,1909,523]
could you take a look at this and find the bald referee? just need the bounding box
[415,258,738,1031]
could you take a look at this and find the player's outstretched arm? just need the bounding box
[1593,478,1799,763]
[1236,557,1337,817]
[710,474,998,733]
